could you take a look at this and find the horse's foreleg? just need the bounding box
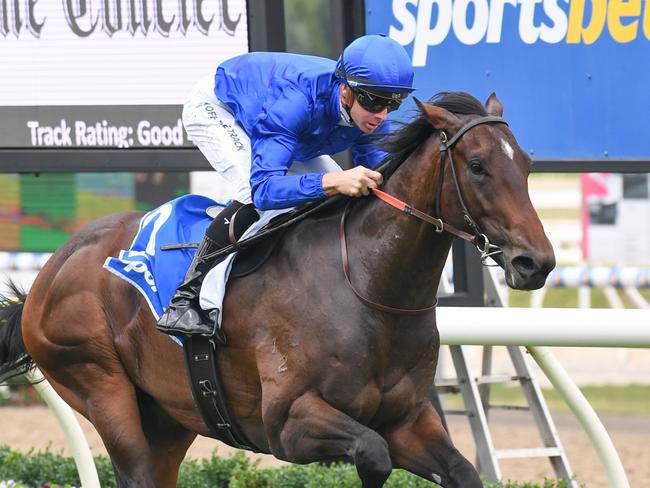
[135,389,198,484]
[269,392,392,488]
[382,402,482,488]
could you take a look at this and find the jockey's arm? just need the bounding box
[322,119,392,197]
[321,167,383,197]
[321,118,392,198]
[250,95,383,210]
[250,93,328,210]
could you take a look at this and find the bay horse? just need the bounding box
[0,92,554,488]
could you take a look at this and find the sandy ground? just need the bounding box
[0,406,647,487]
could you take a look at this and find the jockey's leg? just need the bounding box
[157,86,258,338]
[382,402,482,488]
[156,201,259,337]
[269,392,392,488]
[181,80,253,205]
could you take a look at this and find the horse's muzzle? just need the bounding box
[505,251,556,290]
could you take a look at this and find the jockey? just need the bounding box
[157,34,415,338]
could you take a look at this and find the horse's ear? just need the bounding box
[414,97,461,131]
[485,93,503,117]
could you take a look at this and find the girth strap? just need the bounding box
[183,336,258,451]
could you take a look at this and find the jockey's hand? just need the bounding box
[322,166,383,197]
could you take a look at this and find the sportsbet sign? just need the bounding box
[367,0,650,161]
[0,0,249,150]
[389,0,650,66]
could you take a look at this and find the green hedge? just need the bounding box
[0,446,575,488]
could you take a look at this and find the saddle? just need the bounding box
[231,215,286,278]
[162,195,343,277]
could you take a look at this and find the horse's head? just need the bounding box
[416,93,555,290]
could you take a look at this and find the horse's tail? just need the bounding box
[0,280,34,381]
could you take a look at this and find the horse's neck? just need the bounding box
[384,136,440,215]
[348,135,454,309]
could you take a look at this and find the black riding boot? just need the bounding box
[156,200,259,338]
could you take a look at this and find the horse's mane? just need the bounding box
[381,91,487,178]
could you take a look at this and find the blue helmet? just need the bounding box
[335,34,415,94]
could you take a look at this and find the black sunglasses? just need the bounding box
[352,88,405,113]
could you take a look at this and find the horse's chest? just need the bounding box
[320,339,437,426]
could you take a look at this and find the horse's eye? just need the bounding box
[469,160,485,176]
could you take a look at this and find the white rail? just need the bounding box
[437,307,650,347]
[437,306,646,488]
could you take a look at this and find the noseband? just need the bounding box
[341,115,508,315]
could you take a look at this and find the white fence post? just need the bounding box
[25,369,100,488]
[527,346,630,488]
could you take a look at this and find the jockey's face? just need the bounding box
[340,84,388,134]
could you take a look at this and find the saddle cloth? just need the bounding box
[103,194,287,340]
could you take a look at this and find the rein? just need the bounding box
[340,115,508,315]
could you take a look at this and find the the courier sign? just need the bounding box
[0,0,249,150]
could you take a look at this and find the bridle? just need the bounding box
[435,115,507,264]
[340,115,509,315]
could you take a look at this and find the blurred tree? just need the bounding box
[284,0,330,57]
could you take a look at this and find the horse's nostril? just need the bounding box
[512,255,537,276]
